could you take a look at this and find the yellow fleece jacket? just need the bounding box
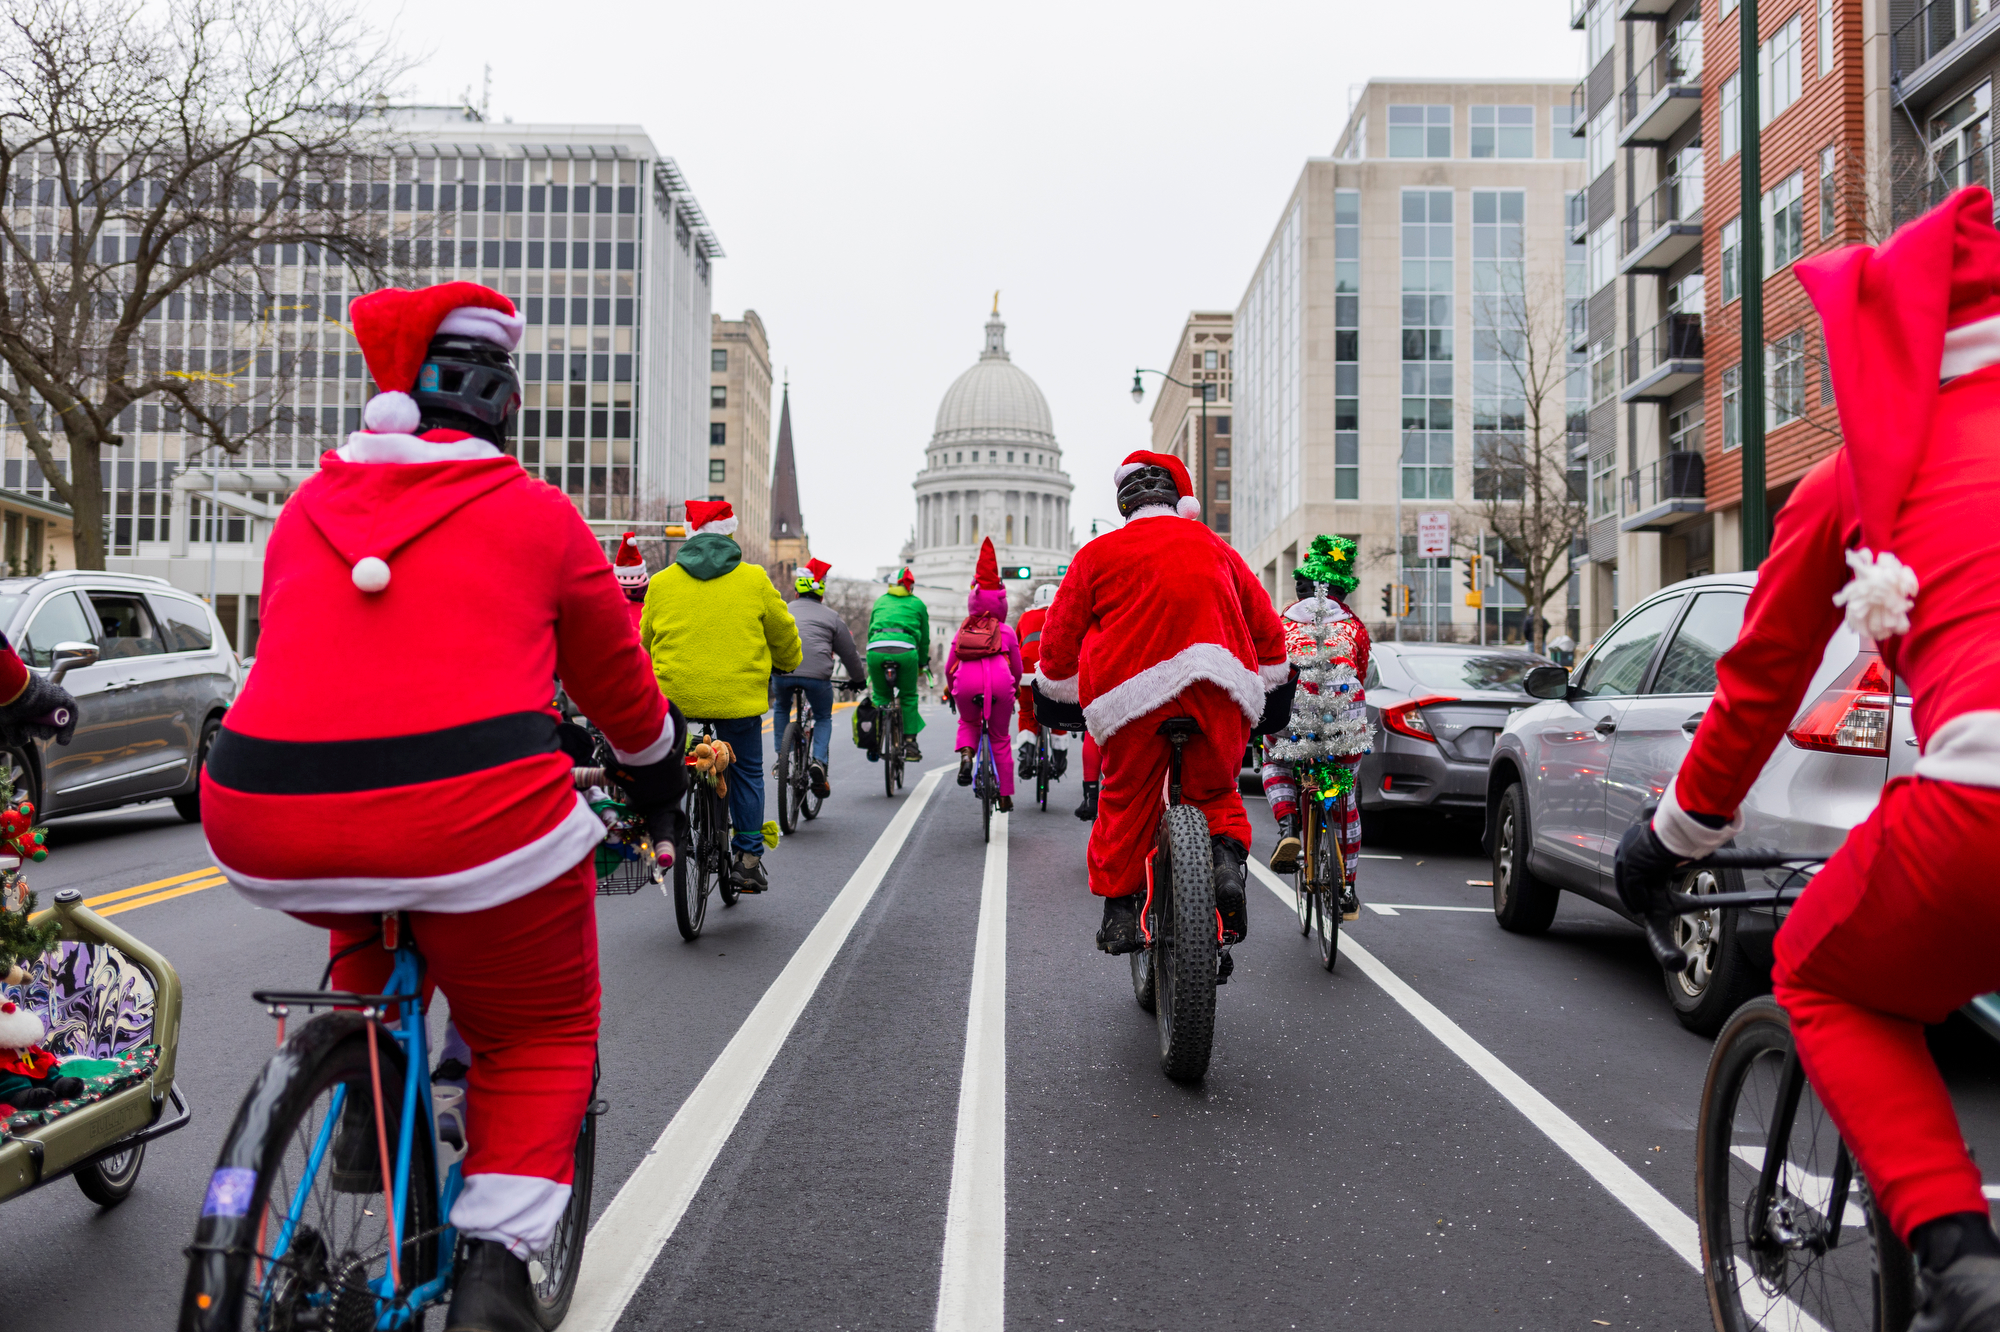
[640,551,803,720]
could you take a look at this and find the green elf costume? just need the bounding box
[865,567,930,760]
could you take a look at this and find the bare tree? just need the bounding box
[0,0,411,568]
[820,577,879,656]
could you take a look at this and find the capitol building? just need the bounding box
[908,305,1075,659]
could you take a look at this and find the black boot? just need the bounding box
[1212,836,1249,943]
[1074,780,1099,822]
[956,748,974,786]
[445,1239,539,1332]
[1268,810,1302,874]
[1096,892,1145,955]
[1912,1214,2000,1332]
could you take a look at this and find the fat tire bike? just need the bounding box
[774,682,826,836]
[1292,769,1349,972]
[674,720,739,941]
[1126,716,1226,1084]
[180,912,597,1331]
[880,663,908,798]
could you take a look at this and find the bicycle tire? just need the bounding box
[883,711,901,799]
[776,722,801,836]
[676,787,715,939]
[1036,738,1049,812]
[1130,946,1156,1015]
[526,1106,596,1328]
[1153,803,1218,1084]
[1317,827,1342,971]
[1295,804,1316,936]
[1695,995,1914,1332]
[180,1014,439,1332]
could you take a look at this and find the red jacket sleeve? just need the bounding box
[0,638,27,706]
[1675,455,1853,817]
[549,497,670,760]
[1231,546,1288,677]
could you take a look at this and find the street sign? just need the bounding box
[1417,511,1451,559]
[1056,564,1069,574]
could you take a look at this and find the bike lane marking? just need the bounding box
[568,764,952,1332]
[934,809,1007,1332]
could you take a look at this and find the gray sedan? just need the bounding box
[1360,643,1555,822]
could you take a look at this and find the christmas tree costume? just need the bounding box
[947,540,1023,797]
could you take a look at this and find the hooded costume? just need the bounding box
[865,567,930,743]
[1656,187,2000,1243]
[947,540,1024,796]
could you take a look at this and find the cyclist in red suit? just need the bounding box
[1034,450,1287,951]
[1615,188,2000,1332]
[1016,582,1102,820]
[612,529,648,630]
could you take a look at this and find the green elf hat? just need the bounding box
[1294,534,1359,596]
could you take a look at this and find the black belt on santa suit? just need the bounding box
[204,712,561,794]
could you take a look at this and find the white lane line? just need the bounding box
[1363,903,1490,916]
[1358,853,1403,860]
[568,765,950,1331]
[935,810,1008,1332]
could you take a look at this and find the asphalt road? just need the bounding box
[9,718,2000,1331]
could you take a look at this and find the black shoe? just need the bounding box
[1017,740,1036,770]
[733,852,769,893]
[1268,811,1302,874]
[445,1239,539,1332]
[1340,882,1360,919]
[1096,892,1145,955]
[808,759,830,798]
[1074,780,1099,822]
[1913,1255,2000,1332]
[903,737,923,761]
[997,796,1013,812]
[957,749,974,786]
[1212,835,1249,943]
[1052,748,1069,779]
[330,1085,380,1193]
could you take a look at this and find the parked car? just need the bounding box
[1359,643,1557,824]
[1483,571,1906,1033]
[0,571,239,822]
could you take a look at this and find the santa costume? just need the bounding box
[1035,450,1286,929]
[201,282,676,1268]
[1017,583,1101,816]
[613,529,649,629]
[1636,188,2000,1288]
[947,539,1023,798]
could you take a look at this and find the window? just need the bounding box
[1767,329,1805,427]
[1721,365,1742,450]
[1401,188,1454,500]
[710,385,726,408]
[1214,480,1230,501]
[1590,339,1619,403]
[1215,446,1232,468]
[1473,189,1527,501]
[1721,73,1741,160]
[1761,17,1802,127]
[1818,0,1834,76]
[87,594,163,659]
[1819,146,1838,237]
[1575,596,1682,697]
[152,597,213,653]
[1587,0,1614,65]
[1929,83,1991,191]
[1651,591,1750,694]
[1202,349,1219,369]
[1721,0,1737,13]
[1587,221,1616,293]
[709,422,725,446]
[709,459,726,483]
[1589,450,1617,520]
[1344,113,1367,159]
[1721,217,1742,303]
[1471,105,1535,158]
[1336,188,1360,500]
[1389,104,1452,158]
[18,593,95,669]
[1668,403,1704,454]
[1587,105,1616,179]
[1763,170,1805,274]
[1552,104,1585,159]
[1006,451,1014,463]
[711,348,728,372]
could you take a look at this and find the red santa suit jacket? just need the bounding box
[1033,509,1288,740]
[1017,605,1048,675]
[203,430,671,913]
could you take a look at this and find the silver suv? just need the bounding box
[1483,572,1904,1034]
[0,572,239,821]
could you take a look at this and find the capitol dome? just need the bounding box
[932,320,1055,444]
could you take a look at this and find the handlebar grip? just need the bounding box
[29,706,69,731]
[572,766,608,791]
[1644,915,1688,973]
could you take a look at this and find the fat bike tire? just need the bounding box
[1153,804,1218,1084]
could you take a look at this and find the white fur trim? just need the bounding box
[1942,312,2000,379]
[609,711,677,767]
[338,431,501,464]
[214,797,607,914]
[452,1173,572,1258]
[1081,642,1264,742]
[362,391,422,434]
[1034,669,1080,703]
[1176,495,1202,519]
[1652,779,1743,859]
[1123,504,1177,522]
[1913,710,2000,787]
[437,305,526,352]
[351,557,391,594]
[1113,461,1146,484]
[693,517,739,536]
[1283,597,1354,625]
[1259,661,1291,687]
[1830,547,1919,639]
[0,999,44,1050]
[614,566,649,588]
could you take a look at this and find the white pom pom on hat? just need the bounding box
[351,556,392,594]
[348,282,522,440]
[1177,496,1202,520]
[1831,547,1919,638]
[361,391,422,434]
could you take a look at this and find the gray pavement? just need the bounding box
[8,722,1999,1331]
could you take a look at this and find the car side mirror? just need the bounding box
[1524,663,1571,701]
[48,641,99,684]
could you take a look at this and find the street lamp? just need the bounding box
[1130,372,1145,405]
[1129,366,1210,529]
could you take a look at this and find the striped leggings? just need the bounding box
[1263,759,1361,888]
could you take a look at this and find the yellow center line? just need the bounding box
[98,877,226,917]
[85,866,224,909]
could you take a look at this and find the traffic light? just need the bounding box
[1463,553,1483,609]
[1003,565,1033,580]
[1381,583,1394,616]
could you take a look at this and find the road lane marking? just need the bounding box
[935,810,1007,1332]
[98,876,227,916]
[1362,903,1491,916]
[84,866,224,909]
[568,764,952,1331]
[1358,853,1402,860]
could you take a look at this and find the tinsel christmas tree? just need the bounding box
[1268,575,1373,801]
[0,766,56,977]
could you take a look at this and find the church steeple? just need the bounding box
[769,381,805,542]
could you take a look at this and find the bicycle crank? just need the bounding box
[1216,946,1234,986]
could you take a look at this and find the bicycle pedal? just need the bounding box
[1343,910,1360,921]
[1216,948,1235,984]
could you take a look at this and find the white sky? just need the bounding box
[365,0,1584,577]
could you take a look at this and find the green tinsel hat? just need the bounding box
[1294,534,1359,595]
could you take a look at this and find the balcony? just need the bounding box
[1569,80,1588,138]
[1617,0,1677,16]
[1618,42,1702,147]
[1566,188,1589,246]
[1619,175,1703,275]
[1568,296,1590,354]
[1571,0,1589,30]
[1620,312,1704,403]
[1893,0,2000,103]
[1620,451,1706,532]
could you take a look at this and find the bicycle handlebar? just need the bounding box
[1640,850,1824,973]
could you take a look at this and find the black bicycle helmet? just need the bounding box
[1116,464,1182,518]
[412,333,520,445]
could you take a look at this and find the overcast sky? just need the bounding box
[363,0,1584,577]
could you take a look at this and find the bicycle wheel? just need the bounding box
[1036,739,1050,812]
[710,787,739,907]
[1316,826,1342,971]
[1130,945,1156,1015]
[1152,804,1218,1083]
[526,1105,596,1328]
[180,1014,440,1332]
[776,721,801,836]
[883,712,901,798]
[675,788,714,939]
[1695,995,1915,1332]
[1295,805,1316,936]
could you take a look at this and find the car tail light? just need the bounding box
[1787,653,1894,756]
[1381,695,1457,743]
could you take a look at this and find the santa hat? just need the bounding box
[795,558,832,594]
[685,499,738,537]
[1795,185,2000,637]
[613,531,648,589]
[973,537,1003,590]
[1114,449,1201,520]
[348,282,526,435]
[0,996,43,1052]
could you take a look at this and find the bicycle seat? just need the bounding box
[1157,717,1203,743]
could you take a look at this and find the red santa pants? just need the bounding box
[292,856,599,1255]
[1772,776,2000,1241]
[1089,681,1251,898]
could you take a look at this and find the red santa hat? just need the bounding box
[348,282,526,435]
[1113,449,1201,520]
[1795,185,2000,637]
[613,531,648,589]
[685,499,738,537]
[806,558,833,583]
[973,537,1003,590]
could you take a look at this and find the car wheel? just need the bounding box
[173,717,220,823]
[1,747,40,815]
[1491,783,1560,934]
[1663,865,1765,1036]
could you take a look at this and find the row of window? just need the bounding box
[924,449,1067,469]
[1385,104,1585,161]
[1719,0,1838,162]
[1717,329,1815,450]
[1335,189,1361,501]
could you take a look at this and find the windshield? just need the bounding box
[1397,652,1551,693]
[0,595,26,633]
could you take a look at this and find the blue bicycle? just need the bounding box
[180,915,595,1329]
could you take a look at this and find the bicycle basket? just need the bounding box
[591,799,658,896]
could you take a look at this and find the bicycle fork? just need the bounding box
[1751,1046,1856,1258]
